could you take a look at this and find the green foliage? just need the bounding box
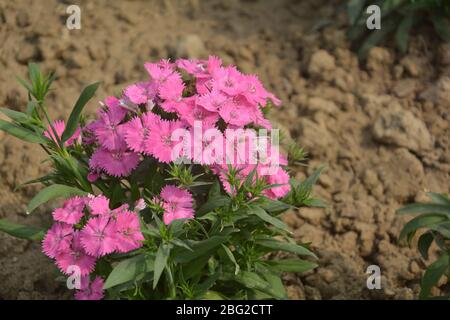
[347,0,450,58]
[397,192,450,299]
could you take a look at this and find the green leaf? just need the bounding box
[221,244,240,275]
[0,219,45,240]
[61,82,100,142]
[0,119,46,144]
[397,203,450,216]
[264,259,318,273]
[174,235,229,264]
[249,205,288,231]
[358,19,398,59]
[28,63,41,87]
[399,214,448,242]
[419,253,450,299]
[0,107,30,123]
[255,263,287,299]
[418,232,434,260]
[427,193,450,205]
[431,14,450,42]
[259,198,292,214]
[347,0,366,24]
[396,13,416,53]
[103,254,154,289]
[430,222,450,239]
[226,271,271,292]
[153,243,170,289]
[255,238,317,259]
[196,195,231,216]
[27,184,87,214]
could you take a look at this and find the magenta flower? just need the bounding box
[145,119,185,163]
[197,89,228,112]
[91,96,128,150]
[44,120,80,146]
[80,216,117,257]
[214,66,245,96]
[219,99,252,127]
[144,59,179,84]
[75,276,105,300]
[178,100,219,129]
[160,185,194,225]
[115,211,144,253]
[55,231,96,276]
[90,147,140,177]
[124,112,160,153]
[42,223,74,259]
[52,196,86,225]
[242,74,281,107]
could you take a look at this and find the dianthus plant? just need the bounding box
[0,58,324,300]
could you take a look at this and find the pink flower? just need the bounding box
[219,99,253,127]
[262,167,291,199]
[91,97,128,150]
[144,59,178,84]
[145,119,185,163]
[44,120,80,146]
[241,74,281,107]
[55,231,96,276]
[214,66,245,96]
[75,276,104,300]
[178,99,219,129]
[160,185,194,225]
[52,196,86,225]
[90,147,140,177]
[80,216,117,257]
[124,81,157,105]
[197,89,228,112]
[124,112,160,153]
[42,223,74,259]
[115,211,144,253]
[88,194,111,216]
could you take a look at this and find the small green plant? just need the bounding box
[347,0,450,58]
[397,192,450,299]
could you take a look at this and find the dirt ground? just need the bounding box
[0,0,449,299]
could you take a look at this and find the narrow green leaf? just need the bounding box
[399,214,448,241]
[250,205,288,231]
[347,0,366,24]
[431,14,450,42]
[61,82,100,142]
[264,259,318,273]
[418,232,434,260]
[395,13,416,53]
[419,253,450,299]
[196,195,230,216]
[0,119,46,144]
[0,107,30,123]
[153,243,170,289]
[104,254,154,289]
[0,219,45,240]
[174,235,228,264]
[427,193,450,205]
[27,184,87,214]
[221,244,240,275]
[256,238,317,259]
[397,203,450,216]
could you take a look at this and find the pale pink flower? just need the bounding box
[75,276,104,300]
[144,59,178,84]
[52,196,86,225]
[80,216,117,257]
[88,194,111,216]
[160,185,194,225]
[42,223,74,259]
[124,81,157,105]
[55,231,96,276]
[115,211,144,253]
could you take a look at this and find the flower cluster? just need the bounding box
[84,56,291,199]
[42,195,144,300]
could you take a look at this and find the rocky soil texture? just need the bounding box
[0,0,449,299]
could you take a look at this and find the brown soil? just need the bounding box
[0,0,449,299]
